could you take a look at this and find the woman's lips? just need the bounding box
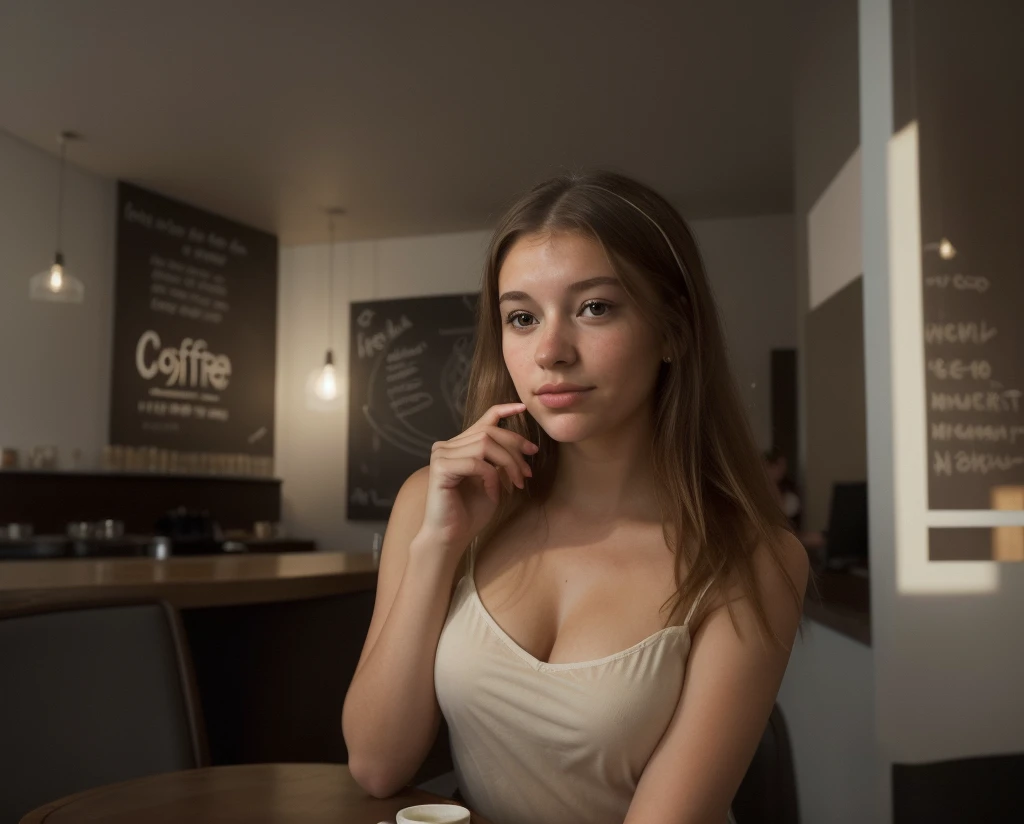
[536,388,594,409]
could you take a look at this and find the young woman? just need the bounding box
[342,171,809,824]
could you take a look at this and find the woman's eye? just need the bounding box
[581,300,612,318]
[505,311,535,329]
[505,302,613,329]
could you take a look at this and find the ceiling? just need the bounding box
[0,1,795,244]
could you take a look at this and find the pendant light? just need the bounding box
[920,64,957,265]
[924,237,957,260]
[30,131,85,303]
[312,208,345,402]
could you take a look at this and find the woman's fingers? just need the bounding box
[434,429,537,465]
[434,438,530,489]
[478,402,527,427]
[439,428,537,478]
[425,403,537,510]
[445,425,537,455]
[433,455,500,503]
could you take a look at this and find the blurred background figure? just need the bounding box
[765,447,825,557]
[765,446,802,530]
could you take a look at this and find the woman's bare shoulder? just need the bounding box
[693,528,809,626]
[388,465,432,533]
[754,528,810,602]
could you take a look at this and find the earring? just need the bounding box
[662,356,672,363]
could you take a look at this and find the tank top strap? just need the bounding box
[683,577,716,627]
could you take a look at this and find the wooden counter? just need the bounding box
[0,552,379,611]
[0,551,382,768]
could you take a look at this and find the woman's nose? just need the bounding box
[534,317,577,368]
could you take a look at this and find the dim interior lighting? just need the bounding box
[923,237,957,260]
[30,131,85,304]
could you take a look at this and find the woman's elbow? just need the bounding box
[342,710,404,797]
[347,755,406,799]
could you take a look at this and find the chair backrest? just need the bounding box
[731,704,800,824]
[893,752,1024,823]
[0,600,208,823]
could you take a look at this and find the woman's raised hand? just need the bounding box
[416,402,538,555]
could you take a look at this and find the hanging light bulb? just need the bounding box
[30,131,85,304]
[306,208,347,410]
[49,257,65,290]
[314,350,338,400]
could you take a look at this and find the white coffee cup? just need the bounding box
[395,803,471,824]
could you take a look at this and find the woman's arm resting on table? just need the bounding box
[623,532,809,824]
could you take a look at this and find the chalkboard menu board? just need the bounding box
[916,2,1024,511]
[347,294,478,520]
[109,183,278,458]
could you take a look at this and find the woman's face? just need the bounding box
[497,231,665,444]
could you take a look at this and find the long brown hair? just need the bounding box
[461,170,802,645]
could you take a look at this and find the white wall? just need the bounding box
[696,214,797,452]
[777,622,879,824]
[0,131,116,469]
[275,215,797,551]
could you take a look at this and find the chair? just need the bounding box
[731,704,800,824]
[892,752,1024,823]
[0,600,208,823]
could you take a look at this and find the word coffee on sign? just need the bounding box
[135,331,232,391]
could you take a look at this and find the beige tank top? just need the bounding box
[434,544,732,824]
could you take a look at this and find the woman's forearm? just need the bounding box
[342,537,461,797]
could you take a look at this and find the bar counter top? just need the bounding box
[0,551,379,611]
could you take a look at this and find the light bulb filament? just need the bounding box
[49,263,64,291]
[314,363,338,401]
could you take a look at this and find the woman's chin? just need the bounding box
[533,414,593,443]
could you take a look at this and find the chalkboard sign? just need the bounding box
[347,293,479,520]
[928,527,1024,563]
[109,182,278,458]
[917,2,1024,511]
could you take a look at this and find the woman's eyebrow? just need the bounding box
[498,276,621,304]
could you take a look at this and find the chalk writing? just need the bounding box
[933,450,1024,476]
[924,321,998,345]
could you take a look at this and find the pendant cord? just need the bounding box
[372,240,378,298]
[55,135,67,255]
[347,234,353,322]
[327,215,335,351]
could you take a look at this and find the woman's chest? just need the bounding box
[473,514,681,667]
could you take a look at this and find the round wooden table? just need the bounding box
[20,764,493,824]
